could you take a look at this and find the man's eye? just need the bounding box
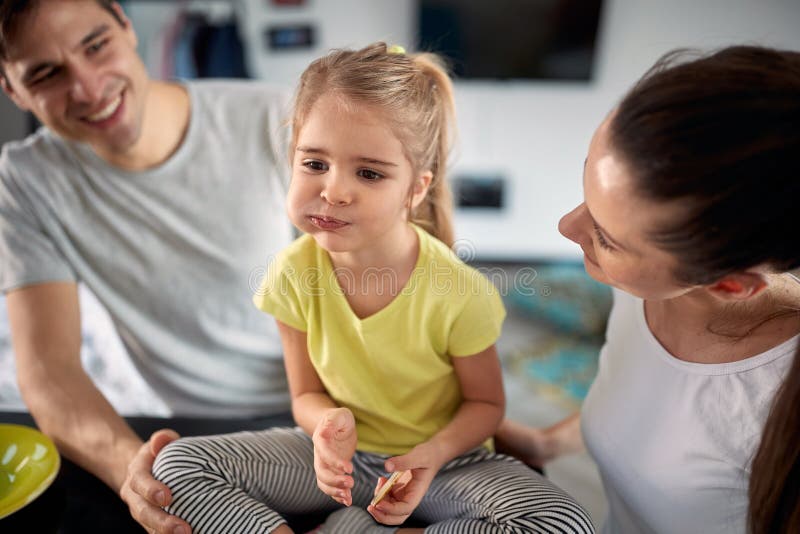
[30,69,59,85]
[358,169,383,181]
[87,39,109,54]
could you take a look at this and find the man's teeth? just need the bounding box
[86,95,122,122]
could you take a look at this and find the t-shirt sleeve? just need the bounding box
[252,252,308,332]
[0,165,76,293]
[447,281,507,357]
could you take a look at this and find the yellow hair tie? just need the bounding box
[387,44,406,55]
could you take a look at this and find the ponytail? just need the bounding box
[408,52,455,248]
[748,341,800,533]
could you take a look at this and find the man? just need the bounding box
[0,1,294,532]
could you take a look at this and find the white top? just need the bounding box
[582,290,796,534]
[0,81,294,416]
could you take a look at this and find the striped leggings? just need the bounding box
[153,427,595,533]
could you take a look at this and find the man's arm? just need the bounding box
[7,281,190,533]
[7,281,141,489]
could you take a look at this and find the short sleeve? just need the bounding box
[0,165,76,293]
[447,283,507,357]
[252,252,308,332]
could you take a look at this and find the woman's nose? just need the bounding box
[558,203,588,245]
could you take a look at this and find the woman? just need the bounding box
[497,45,800,534]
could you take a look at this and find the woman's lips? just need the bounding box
[308,215,349,230]
[582,248,600,267]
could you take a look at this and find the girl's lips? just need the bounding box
[308,215,349,230]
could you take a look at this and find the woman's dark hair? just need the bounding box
[0,0,124,76]
[610,45,800,534]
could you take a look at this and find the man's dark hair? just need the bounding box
[0,0,124,80]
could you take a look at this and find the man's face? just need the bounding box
[0,1,149,157]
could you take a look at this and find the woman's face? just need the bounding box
[559,117,696,301]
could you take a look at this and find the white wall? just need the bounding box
[6,0,800,261]
[452,0,800,260]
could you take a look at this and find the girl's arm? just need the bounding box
[275,320,357,506]
[275,319,337,432]
[424,343,506,464]
[369,344,504,525]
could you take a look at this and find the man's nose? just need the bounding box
[69,63,105,105]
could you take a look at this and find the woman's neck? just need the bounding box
[645,274,800,364]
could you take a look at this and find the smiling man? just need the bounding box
[0,1,294,532]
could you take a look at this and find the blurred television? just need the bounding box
[418,0,604,81]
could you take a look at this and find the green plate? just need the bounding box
[0,424,60,519]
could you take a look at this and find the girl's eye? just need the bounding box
[593,222,614,251]
[302,160,328,172]
[357,169,384,181]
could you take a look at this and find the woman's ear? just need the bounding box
[409,171,433,209]
[707,272,768,301]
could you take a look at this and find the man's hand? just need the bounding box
[120,429,191,534]
[367,442,442,525]
[312,407,357,506]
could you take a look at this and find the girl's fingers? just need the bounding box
[315,467,353,490]
[316,479,352,506]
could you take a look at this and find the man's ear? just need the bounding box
[707,272,768,301]
[111,2,138,48]
[0,73,30,111]
[409,171,433,210]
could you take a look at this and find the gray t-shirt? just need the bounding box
[0,81,295,417]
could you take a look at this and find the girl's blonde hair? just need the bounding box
[291,42,456,248]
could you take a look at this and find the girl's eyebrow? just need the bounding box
[295,147,397,167]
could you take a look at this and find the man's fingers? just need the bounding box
[149,429,180,456]
[126,492,191,534]
[127,444,171,507]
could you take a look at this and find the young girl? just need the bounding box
[153,43,594,533]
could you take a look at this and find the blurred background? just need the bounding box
[2,0,800,527]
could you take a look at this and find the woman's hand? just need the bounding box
[494,415,584,468]
[367,442,443,525]
[312,407,357,506]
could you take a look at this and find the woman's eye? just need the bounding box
[302,160,328,172]
[593,223,614,251]
[357,169,383,181]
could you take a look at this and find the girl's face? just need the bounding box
[559,118,695,301]
[287,93,429,254]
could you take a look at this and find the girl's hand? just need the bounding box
[312,407,358,506]
[367,442,443,525]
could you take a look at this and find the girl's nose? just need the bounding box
[320,171,352,206]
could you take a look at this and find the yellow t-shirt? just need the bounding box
[253,224,506,455]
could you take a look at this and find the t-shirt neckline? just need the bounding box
[635,296,798,375]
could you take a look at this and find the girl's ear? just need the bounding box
[409,171,433,209]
